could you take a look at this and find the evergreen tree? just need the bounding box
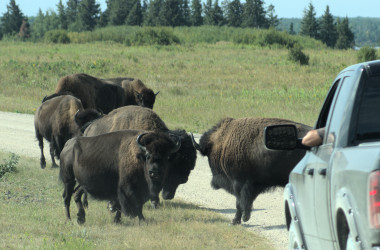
[141,0,148,21]
[336,17,355,49]
[319,5,337,48]
[242,0,267,28]
[213,0,225,26]
[267,4,279,28]
[300,3,319,39]
[1,0,25,36]
[289,22,295,35]
[126,0,143,25]
[159,0,183,26]
[144,0,163,26]
[226,0,242,27]
[30,9,60,40]
[182,0,191,26]
[190,0,203,26]
[108,0,130,26]
[203,0,213,25]
[78,0,100,31]
[57,0,68,29]
[66,0,79,26]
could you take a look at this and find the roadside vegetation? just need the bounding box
[0,152,271,249]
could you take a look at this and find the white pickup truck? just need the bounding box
[265,60,380,249]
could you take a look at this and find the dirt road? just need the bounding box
[0,111,288,250]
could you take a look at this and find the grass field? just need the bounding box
[0,152,271,249]
[0,41,357,132]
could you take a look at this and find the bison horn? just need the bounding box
[155,91,160,96]
[190,133,202,152]
[136,133,147,152]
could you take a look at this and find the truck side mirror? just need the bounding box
[264,124,299,150]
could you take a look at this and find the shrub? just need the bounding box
[233,33,256,45]
[44,29,71,44]
[125,27,180,46]
[288,44,309,65]
[257,29,295,48]
[357,46,378,62]
[0,153,19,179]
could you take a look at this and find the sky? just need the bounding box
[0,0,379,18]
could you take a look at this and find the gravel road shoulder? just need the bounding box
[0,111,288,250]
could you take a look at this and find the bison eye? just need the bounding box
[145,154,151,160]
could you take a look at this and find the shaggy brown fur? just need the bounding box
[59,130,181,224]
[192,117,312,225]
[53,73,126,114]
[82,106,197,206]
[34,95,84,169]
[121,79,159,109]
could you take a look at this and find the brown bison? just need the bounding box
[34,95,101,169]
[191,117,311,225]
[59,130,181,224]
[120,79,159,109]
[49,73,126,114]
[82,106,197,206]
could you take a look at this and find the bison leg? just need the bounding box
[110,200,122,223]
[74,186,86,224]
[49,141,59,168]
[240,183,267,223]
[63,181,76,221]
[150,194,160,208]
[118,186,145,223]
[231,180,243,225]
[36,132,46,169]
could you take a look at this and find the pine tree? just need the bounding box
[203,0,213,25]
[144,0,163,26]
[267,4,279,28]
[66,0,79,26]
[159,0,183,26]
[242,0,267,28]
[319,6,337,48]
[57,0,68,29]
[1,0,25,36]
[190,0,203,26]
[126,0,143,26]
[108,0,130,26]
[226,0,242,27]
[78,0,100,31]
[213,0,225,26]
[300,3,319,39]
[289,22,295,35]
[336,17,355,49]
[182,0,191,26]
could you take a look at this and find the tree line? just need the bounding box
[0,0,356,49]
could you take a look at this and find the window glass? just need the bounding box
[356,76,380,141]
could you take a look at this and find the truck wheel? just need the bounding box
[345,232,356,250]
[288,221,301,250]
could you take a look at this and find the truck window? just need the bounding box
[356,76,380,142]
[316,79,341,129]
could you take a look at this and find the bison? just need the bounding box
[48,73,126,114]
[59,130,181,224]
[191,117,311,225]
[34,95,101,169]
[82,106,197,206]
[120,79,159,109]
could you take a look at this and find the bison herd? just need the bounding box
[34,72,311,225]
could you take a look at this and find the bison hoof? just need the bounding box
[51,163,59,168]
[77,216,85,225]
[40,160,46,169]
[242,212,251,222]
[231,218,241,225]
[151,200,159,209]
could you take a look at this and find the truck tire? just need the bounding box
[288,221,301,250]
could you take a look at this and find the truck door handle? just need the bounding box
[307,169,314,176]
[318,168,327,176]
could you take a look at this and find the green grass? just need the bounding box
[0,151,271,249]
[0,41,357,132]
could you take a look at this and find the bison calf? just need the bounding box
[59,130,181,224]
[191,117,311,225]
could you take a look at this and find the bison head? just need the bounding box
[135,90,159,109]
[136,131,181,195]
